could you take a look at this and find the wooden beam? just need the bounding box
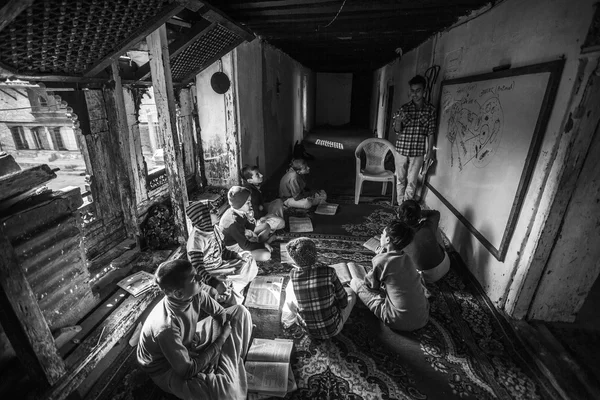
[147,25,189,243]
[106,60,139,237]
[180,38,244,85]
[0,0,34,34]
[201,7,255,42]
[134,19,216,81]
[0,164,56,203]
[0,228,66,387]
[177,87,196,179]
[190,84,207,188]
[122,88,149,207]
[0,187,83,242]
[84,2,187,77]
[43,289,162,400]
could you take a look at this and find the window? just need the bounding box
[32,127,45,149]
[52,127,66,150]
[11,126,28,150]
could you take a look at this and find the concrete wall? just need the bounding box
[262,42,312,178]
[316,73,352,126]
[372,0,596,314]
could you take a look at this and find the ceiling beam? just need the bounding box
[0,0,34,34]
[84,2,189,77]
[201,7,256,41]
[228,0,340,10]
[134,19,216,81]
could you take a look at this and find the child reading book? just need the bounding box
[219,186,274,262]
[350,220,429,332]
[278,158,327,209]
[136,259,253,400]
[241,165,285,231]
[281,238,356,339]
[186,199,258,305]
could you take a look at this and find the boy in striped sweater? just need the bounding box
[185,200,258,305]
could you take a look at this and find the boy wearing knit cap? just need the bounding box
[281,237,356,339]
[219,186,273,262]
[185,199,258,305]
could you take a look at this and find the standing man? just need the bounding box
[392,75,437,202]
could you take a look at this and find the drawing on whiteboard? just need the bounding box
[444,93,503,171]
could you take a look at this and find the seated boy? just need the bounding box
[241,164,285,231]
[279,158,327,209]
[136,259,253,400]
[281,237,356,339]
[186,199,258,305]
[350,220,429,332]
[219,186,273,262]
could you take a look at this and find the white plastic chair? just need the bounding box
[354,138,398,205]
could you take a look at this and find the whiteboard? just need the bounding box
[427,61,564,261]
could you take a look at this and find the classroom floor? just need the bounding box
[83,124,599,399]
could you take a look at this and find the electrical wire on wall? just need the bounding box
[424,65,440,104]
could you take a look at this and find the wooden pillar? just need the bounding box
[0,228,66,386]
[191,84,207,189]
[178,87,197,188]
[123,87,149,208]
[223,53,241,186]
[104,60,138,237]
[147,25,188,243]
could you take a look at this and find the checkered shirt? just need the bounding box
[290,263,348,340]
[394,101,437,157]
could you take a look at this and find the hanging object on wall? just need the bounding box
[210,71,230,94]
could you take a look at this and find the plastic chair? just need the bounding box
[354,138,398,205]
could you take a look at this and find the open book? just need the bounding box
[116,271,155,297]
[289,216,313,233]
[244,276,284,310]
[280,243,294,264]
[314,202,339,216]
[246,338,296,398]
[330,262,367,285]
[362,235,381,254]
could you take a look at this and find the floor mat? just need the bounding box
[93,235,561,400]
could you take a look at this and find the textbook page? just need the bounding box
[289,216,314,233]
[347,262,367,281]
[362,236,381,253]
[314,202,339,215]
[245,361,289,397]
[245,276,284,310]
[246,338,293,363]
[116,271,155,297]
[331,263,352,285]
[280,243,294,264]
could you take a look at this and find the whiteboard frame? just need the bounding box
[426,60,565,261]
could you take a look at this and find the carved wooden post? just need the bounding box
[0,228,66,387]
[147,25,188,242]
[106,60,138,237]
[123,87,149,206]
[191,84,207,188]
[178,87,197,184]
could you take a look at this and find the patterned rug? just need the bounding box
[92,211,560,400]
